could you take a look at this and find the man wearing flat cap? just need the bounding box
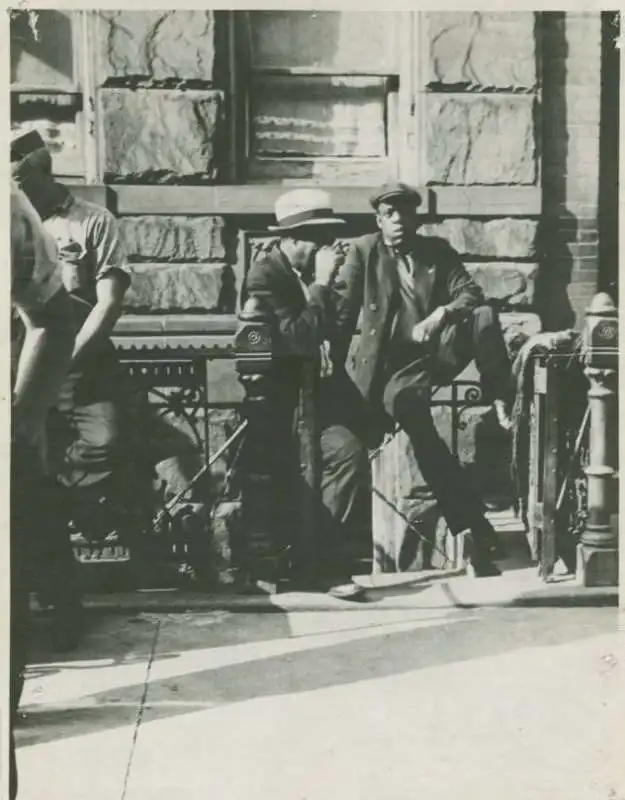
[243,189,369,601]
[333,181,513,576]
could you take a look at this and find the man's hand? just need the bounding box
[314,247,343,287]
[319,339,334,378]
[412,306,448,344]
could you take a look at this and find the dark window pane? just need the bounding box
[252,76,387,158]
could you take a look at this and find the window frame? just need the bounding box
[231,10,415,186]
[10,9,100,183]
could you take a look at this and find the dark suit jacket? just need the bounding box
[333,232,484,410]
[244,243,366,433]
[244,243,336,360]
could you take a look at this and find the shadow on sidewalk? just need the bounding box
[16,595,618,749]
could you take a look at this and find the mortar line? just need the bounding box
[120,619,162,800]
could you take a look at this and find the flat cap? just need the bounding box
[369,181,422,209]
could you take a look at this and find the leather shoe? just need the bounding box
[465,530,503,578]
[326,582,367,601]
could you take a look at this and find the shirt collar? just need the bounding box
[383,235,417,258]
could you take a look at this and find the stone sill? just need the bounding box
[65,183,542,218]
[111,310,540,355]
[112,313,237,354]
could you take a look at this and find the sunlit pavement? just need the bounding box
[14,555,623,800]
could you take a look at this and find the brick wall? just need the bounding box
[540,12,602,330]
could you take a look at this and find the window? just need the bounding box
[238,11,402,185]
[10,10,86,178]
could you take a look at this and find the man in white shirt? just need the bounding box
[12,131,206,573]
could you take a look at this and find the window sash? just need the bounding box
[250,75,391,161]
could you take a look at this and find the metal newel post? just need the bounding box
[577,292,619,587]
[234,295,280,592]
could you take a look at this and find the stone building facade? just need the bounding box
[10,9,619,393]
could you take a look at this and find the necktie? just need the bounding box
[394,247,431,320]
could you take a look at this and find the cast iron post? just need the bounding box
[234,295,281,592]
[577,292,619,586]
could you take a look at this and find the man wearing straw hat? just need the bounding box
[244,189,369,601]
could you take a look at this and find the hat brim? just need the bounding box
[268,216,346,233]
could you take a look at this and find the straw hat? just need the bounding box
[268,189,345,233]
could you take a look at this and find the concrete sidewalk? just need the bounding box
[14,565,622,800]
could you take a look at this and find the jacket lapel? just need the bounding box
[374,238,399,332]
[413,250,437,315]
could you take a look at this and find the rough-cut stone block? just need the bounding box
[101,89,223,180]
[11,118,82,177]
[125,263,227,312]
[96,11,216,82]
[467,262,537,307]
[427,95,536,184]
[120,216,226,262]
[419,219,538,258]
[428,12,536,87]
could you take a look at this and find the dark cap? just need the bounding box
[10,129,47,162]
[369,181,422,210]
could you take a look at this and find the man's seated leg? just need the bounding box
[384,373,502,576]
[470,304,514,429]
[42,397,122,647]
[435,304,513,430]
[58,399,120,488]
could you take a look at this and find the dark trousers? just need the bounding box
[316,371,370,581]
[317,422,369,581]
[382,304,511,535]
[10,442,50,800]
[50,364,204,500]
[272,366,368,584]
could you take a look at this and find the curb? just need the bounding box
[33,572,618,616]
